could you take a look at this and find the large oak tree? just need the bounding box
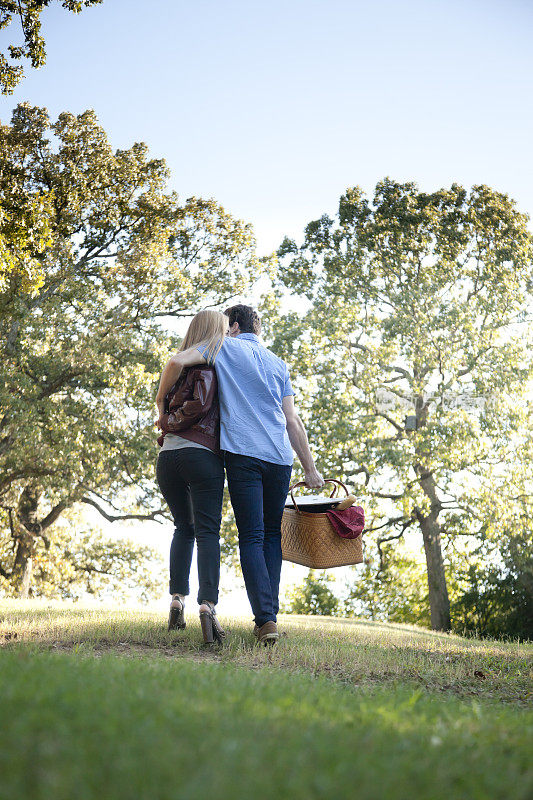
[0,103,259,596]
[267,179,533,631]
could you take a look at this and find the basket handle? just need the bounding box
[288,479,349,512]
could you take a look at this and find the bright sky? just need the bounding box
[2,0,532,614]
[1,0,532,255]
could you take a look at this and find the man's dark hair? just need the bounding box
[224,304,261,335]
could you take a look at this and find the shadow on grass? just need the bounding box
[285,614,524,645]
[287,614,454,639]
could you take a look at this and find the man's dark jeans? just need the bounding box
[156,448,224,604]
[225,452,292,627]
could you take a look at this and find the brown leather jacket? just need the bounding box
[157,366,220,453]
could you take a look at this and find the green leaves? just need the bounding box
[0,1,103,94]
[0,103,259,594]
[282,570,341,617]
[270,178,533,631]
[0,518,165,602]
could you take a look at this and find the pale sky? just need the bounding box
[1,0,532,254]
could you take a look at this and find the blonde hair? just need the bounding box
[180,309,228,365]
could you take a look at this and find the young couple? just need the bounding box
[155,304,323,645]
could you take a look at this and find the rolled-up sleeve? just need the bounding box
[283,367,295,397]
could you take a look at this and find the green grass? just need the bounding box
[1,601,532,800]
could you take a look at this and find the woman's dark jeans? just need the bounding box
[156,448,224,604]
[225,452,292,627]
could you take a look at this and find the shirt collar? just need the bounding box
[236,333,260,341]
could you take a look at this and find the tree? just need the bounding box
[343,546,431,626]
[282,570,340,617]
[0,173,53,293]
[0,103,259,596]
[451,428,533,639]
[268,179,533,631]
[0,509,164,602]
[0,0,103,94]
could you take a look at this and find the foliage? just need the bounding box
[0,512,164,602]
[0,103,259,595]
[452,531,533,641]
[447,429,533,639]
[281,570,340,616]
[219,488,240,571]
[0,0,103,94]
[343,547,431,627]
[0,176,53,293]
[266,178,533,631]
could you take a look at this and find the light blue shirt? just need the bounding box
[199,333,295,465]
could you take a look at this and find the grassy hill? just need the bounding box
[1,601,532,800]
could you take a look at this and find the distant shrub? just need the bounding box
[452,567,533,640]
[282,570,341,616]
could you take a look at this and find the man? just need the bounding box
[156,304,323,643]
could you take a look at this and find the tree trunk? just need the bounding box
[12,485,42,598]
[412,388,451,631]
[415,465,451,631]
[418,513,451,630]
[2,485,72,595]
[12,539,33,598]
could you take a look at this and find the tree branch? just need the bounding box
[376,530,407,575]
[80,496,167,523]
[375,411,404,433]
[350,465,371,486]
[350,342,413,381]
[35,499,72,544]
[372,478,418,500]
[153,291,241,318]
[0,467,52,494]
[0,562,12,579]
[363,515,408,533]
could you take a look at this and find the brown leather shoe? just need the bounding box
[255,621,278,645]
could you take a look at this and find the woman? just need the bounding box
[155,309,228,643]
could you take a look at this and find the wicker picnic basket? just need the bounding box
[281,479,364,569]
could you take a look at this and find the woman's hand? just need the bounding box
[155,400,165,429]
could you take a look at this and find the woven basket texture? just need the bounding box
[281,508,364,568]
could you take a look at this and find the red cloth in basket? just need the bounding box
[326,506,364,539]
